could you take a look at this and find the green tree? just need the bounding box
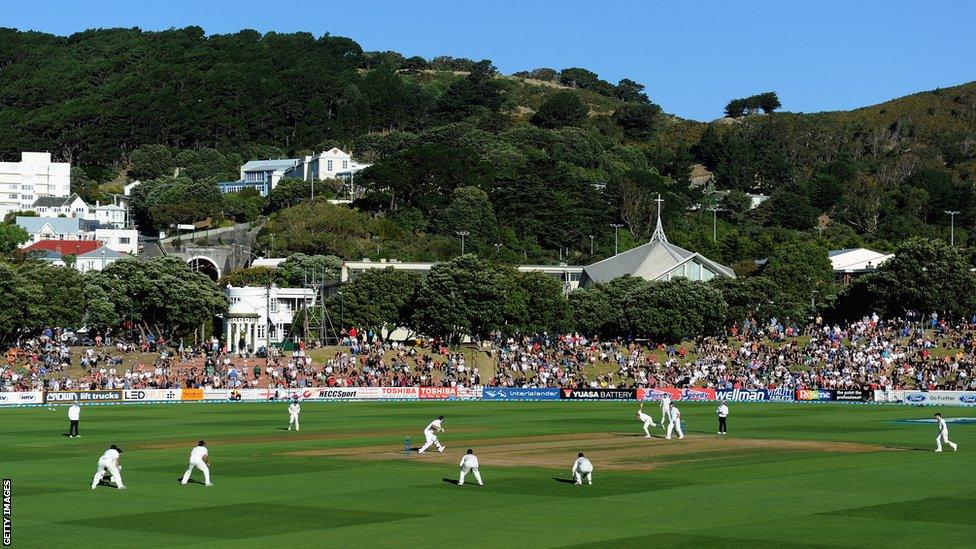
[218,266,277,287]
[411,255,512,343]
[99,256,229,337]
[434,186,499,252]
[0,222,29,254]
[612,103,663,139]
[222,188,264,222]
[622,278,727,342]
[335,267,421,337]
[275,254,342,286]
[531,91,588,129]
[834,238,976,319]
[762,240,833,317]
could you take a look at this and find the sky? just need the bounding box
[3,0,975,120]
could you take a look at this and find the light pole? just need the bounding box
[708,190,721,242]
[589,235,594,255]
[610,224,623,255]
[494,242,501,255]
[456,231,469,255]
[945,210,960,247]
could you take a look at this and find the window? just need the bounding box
[342,160,348,169]
[327,160,333,171]
[257,326,266,339]
[119,237,130,244]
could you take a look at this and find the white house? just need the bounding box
[93,203,126,228]
[308,148,371,181]
[76,246,125,273]
[94,228,139,255]
[0,152,71,220]
[22,240,124,272]
[31,193,90,218]
[217,148,372,197]
[16,216,87,243]
[223,285,317,351]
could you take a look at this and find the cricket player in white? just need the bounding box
[660,393,672,430]
[717,401,729,435]
[181,440,212,486]
[458,449,483,486]
[666,405,684,439]
[636,403,657,437]
[288,400,301,431]
[934,413,958,452]
[572,452,593,485]
[418,415,445,453]
[91,445,125,489]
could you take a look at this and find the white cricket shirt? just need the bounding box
[425,419,442,432]
[68,405,81,421]
[460,454,480,469]
[190,446,209,461]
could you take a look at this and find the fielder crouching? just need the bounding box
[572,452,593,485]
[458,449,483,486]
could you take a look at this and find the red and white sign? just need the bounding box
[379,387,419,399]
[419,387,457,400]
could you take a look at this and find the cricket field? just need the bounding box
[2,401,974,547]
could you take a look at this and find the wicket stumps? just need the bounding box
[403,435,412,455]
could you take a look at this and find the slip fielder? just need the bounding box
[572,452,593,485]
[288,399,301,431]
[418,415,446,453]
[636,403,657,437]
[660,393,672,430]
[934,413,958,452]
[180,440,212,486]
[458,449,483,486]
[91,445,125,490]
[665,405,684,439]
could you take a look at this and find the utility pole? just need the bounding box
[610,224,623,255]
[945,210,960,247]
[589,235,594,255]
[456,230,469,255]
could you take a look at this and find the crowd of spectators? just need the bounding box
[3,315,976,393]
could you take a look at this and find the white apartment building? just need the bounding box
[0,152,71,220]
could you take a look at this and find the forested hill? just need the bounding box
[1,27,975,267]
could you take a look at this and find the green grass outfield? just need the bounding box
[2,401,974,548]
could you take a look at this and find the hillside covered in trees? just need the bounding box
[1,26,976,271]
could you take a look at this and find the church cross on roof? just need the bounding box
[650,193,668,243]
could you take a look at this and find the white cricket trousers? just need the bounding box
[660,405,670,427]
[666,420,684,439]
[642,418,655,437]
[418,430,443,453]
[936,431,958,451]
[92,458,124,489]
[289,414,300,431]
[459,466,482,486]
[181,458,211,485]
[574,467,592,485]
